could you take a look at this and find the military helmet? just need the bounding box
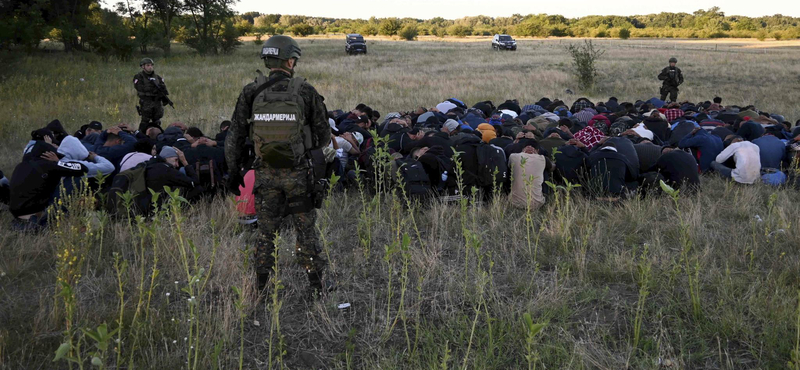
[669,57,678,63]
[261,35,302,68]
[140,58,154,66]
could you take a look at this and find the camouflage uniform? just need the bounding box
[658,66,683,102]
[133,71,168,133]
[226,70,330,281]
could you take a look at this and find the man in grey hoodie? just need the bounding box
[56,136,115,198]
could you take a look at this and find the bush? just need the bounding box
[219,21,243,54]
[398,24,418,41]
[618,28,631,39]
[447,25,472,38]
[772,31,783,40]
[565,40,604,89]
[594,28,608,38]
[360,24,378,36]
[379,18,401,36]
[290,23,314,37]
[82,7,136,61]
[756,29,768,41]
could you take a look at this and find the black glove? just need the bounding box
[227,173,245,196]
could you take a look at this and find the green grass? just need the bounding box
[1,39,800,369]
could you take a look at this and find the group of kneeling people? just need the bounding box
[2,119,229,231]
[328,96,800,210]
[2,95,799,230]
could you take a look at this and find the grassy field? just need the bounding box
[1,38,800,369]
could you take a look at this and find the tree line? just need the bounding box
[2,2,798,58]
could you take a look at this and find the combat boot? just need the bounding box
[256,272,271,292]
[306,271,336,300]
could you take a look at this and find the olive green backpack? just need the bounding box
[249,72,313,168]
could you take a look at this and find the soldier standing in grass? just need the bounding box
[134,58,172,133]
[658,57,684,103]
[226,35,332,298]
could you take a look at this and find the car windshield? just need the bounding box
[348,36,364,42]
[499,35,512,41]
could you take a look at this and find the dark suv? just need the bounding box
[492,34,517,51]
[345,34,367,55]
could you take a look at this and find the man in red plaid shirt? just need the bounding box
[664,104,685,122]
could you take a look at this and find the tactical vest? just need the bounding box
[249,72,313,168]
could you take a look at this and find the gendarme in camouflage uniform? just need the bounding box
[658,57,684,103]
[134,58,171,133]
[226,35,331,295]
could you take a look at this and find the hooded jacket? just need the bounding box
[57,136,115,177]
[120,152,155,173]
[9,141,88,217]
[92,131,137,169]
[157,126,185,146]
[656,150,700,191]
[588,147,638,196]
[81,132,100,152]
[554,145,588,183]
[677,129,723,172]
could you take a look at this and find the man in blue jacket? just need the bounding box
[92,124,137,171]
[678,127,723,172]
[752,129,786,170]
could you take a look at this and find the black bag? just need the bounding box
[396,158,432,200]
[476,143,508,189]
[106,163,151,216]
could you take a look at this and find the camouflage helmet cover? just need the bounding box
[140,58,154,66]
[669,57,678,63]
[261,35,302,68]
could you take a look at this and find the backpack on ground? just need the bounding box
[761,168,787,186]
[396,157,432,201]
[105,162,151,216]
[476,143,508,190]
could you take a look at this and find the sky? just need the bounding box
[233,0,800,19]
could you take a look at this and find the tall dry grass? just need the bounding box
[1,39,800,369]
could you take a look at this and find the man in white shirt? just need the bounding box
[508,144,552,210]
[711,135,761,184]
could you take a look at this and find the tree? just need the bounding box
[46,0,98,52]
[379,18,400,36]
[0,0,49,52]
[181,0,238,54]
[360,23,378,36]
[116,0,158,53]
[239,11,259,23]
[290,23,313,37]
[143,0,182,55]
[565,40,604,89]
[398,24,418,40]
[618,28,631,39]
[83,4,136,60]
[447,24,471,37]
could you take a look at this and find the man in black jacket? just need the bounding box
[9,141,88,230]
[588,141,638,198]
[656,147,700,192]
[146,146,204,202]
[554,139,590,184]
[658,57,684,102]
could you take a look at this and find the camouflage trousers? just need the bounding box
[660,86,679,102]
[138,98,164,133]
[253,165,325,275]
